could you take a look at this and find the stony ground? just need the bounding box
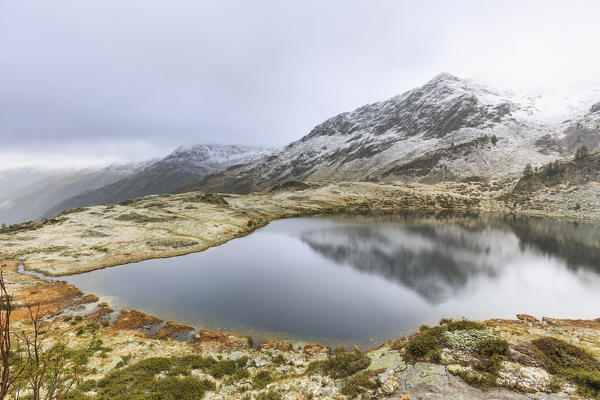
[2,180,600,399]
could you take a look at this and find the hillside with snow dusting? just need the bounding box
[181,73,600,194]
[40,144,274,219]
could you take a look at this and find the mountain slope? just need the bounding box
[40,144,273,219]
[179,73,599,194]
[0,162,152,225]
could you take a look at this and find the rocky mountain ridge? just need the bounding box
[180,74,600,194]
[40,144,273,219]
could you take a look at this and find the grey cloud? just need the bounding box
[1,0,599,163]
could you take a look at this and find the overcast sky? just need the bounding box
[1,0,600,170]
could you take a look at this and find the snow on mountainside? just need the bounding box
[162,144,275,170]
[39,144,274,220]
[181,73,600,194]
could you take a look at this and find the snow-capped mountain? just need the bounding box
[181,73,600,194]
[39,144,274,219]
[161,144,275,171]
[0,161,153,225]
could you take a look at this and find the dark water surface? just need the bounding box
[60,213,600,348]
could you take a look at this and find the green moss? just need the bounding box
[340,370,380,397]
[185,193,229,206]
[175,354,249,379]
[532,337,600,373]
[146,239,198,248]
[115,212,173,223]
[476,337,509,358]
[95,357,216,399]
[60,207,89,216]
[80,354,251,399]
[564,368,600,397]
[444,320,486,331]
[256,391,282,400]
[531,337,600,396]
[306,350,371,379]
[271,353,285,365]
[405,326,448,359]
[253,370,274,389]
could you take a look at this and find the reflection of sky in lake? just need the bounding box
[61,214,600,348]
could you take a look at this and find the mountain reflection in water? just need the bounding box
[61,213,600,348]
[301,213,600,305]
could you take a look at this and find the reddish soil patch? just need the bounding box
[191,329,252,353]
[303,343,331,357]
[86,302,114,322]
[259,339,293,352]
[12,282,96,320]
[111,309,162,332]
[153,321,195,340]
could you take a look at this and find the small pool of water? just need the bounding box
[57,213,600,348]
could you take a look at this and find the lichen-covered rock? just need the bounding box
[366,346,407,373]
[443,329,498,352]
[391,363,568,400]
[497,361,552,392]
[378,369,400,395]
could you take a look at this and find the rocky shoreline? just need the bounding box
[1,179,595,277]
[2,181,600,398]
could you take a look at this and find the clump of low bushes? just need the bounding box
[530,337,600,397]
[67,355,250,400]
[306,350,371,379]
